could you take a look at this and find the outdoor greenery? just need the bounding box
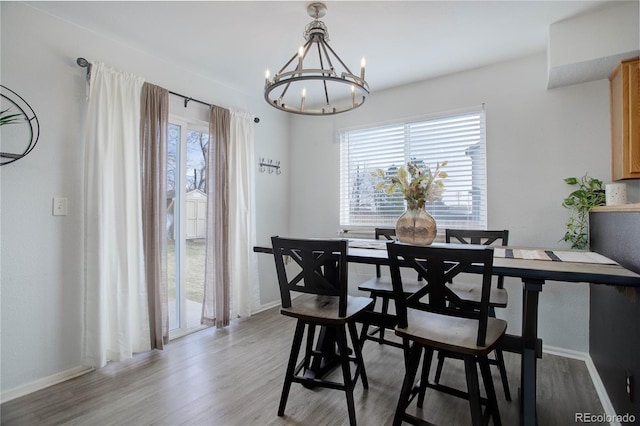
[561,174,605,250]
[167,239,206,303]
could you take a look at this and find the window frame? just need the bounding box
[338,106,487,233]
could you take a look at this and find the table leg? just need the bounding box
[308,326,340,379]
[521,278,543,426]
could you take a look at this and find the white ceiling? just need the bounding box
[29,1,616,95]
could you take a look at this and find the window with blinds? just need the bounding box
[339,108,487,231]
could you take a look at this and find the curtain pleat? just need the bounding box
[83,62,150,368]
[202,106,231,327]
[229,110,259,317]
[140,82,169,349]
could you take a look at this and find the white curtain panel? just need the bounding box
[228,110,259,318]
[83,62,150,368]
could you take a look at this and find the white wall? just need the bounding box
[286,53,613,353]
[548,1,639,80]
[254,112,291,307]
[0,2,289,393]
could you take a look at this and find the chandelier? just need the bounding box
[264,2,369,115]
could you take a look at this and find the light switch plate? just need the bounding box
[53,197,68,216]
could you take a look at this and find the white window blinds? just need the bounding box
[339,108,487,231]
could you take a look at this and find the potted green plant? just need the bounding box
[561,174,605,250]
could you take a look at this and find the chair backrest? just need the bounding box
[445,229,509,289]
[375,228,397,277]
[387,242,495,346]
[271,236,349,317]
[374,228,423,282]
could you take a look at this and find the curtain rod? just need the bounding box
[76,57,260,123]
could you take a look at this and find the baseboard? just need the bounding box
[252,299,280,314]
[542,345,619,426]
[253,294,309,314]
[542,344,590,360]
[1,365,94,404]
[584,355,621,426]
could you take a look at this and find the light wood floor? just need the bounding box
[1,307,605,425]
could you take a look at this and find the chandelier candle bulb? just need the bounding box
[298,46,304,69]
[265,69,270,86]
[351,85,355,106]
[360,57,366,79]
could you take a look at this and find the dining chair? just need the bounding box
[358,228,424,349]
[387,242,506,426]
[271,236,374,426]
[433,229,512,401]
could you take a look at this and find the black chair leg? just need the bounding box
[348,322,368,389]
[417,348,434,408]
[494,349,512,401]
[401,337,411,368]
[393,343,423,426]
[479,355,502,426]
[336,326,357,426]
[279,321,305,416]
[359,294,377,345]
[434,351,445,384]
[379,296,390,343]
[359,322,369,347]
[434,348,511,403]
[303,324,316,372]
[463,355,483,426]
[489,305,511,402]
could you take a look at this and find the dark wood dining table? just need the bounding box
[254,240,640,426]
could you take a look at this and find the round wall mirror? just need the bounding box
[1,85,40,166]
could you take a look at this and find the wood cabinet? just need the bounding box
[610,57,640,180]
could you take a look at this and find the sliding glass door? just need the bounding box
[167,117,209,337]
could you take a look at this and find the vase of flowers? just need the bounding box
[373,161,447,245]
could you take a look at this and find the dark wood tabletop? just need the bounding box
[255,241,640,287]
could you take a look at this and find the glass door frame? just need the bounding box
[168,114,209,340]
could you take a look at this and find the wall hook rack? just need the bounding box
[259,158,281,174]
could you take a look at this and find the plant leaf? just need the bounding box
[564,177,579,185]
[397,166,408,182]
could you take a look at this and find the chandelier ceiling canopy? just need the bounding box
[264,2,369,116]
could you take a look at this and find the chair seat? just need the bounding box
[395,308,507,356]
[281,293,373,324]
[449,281,508,308]
[358,277,424,295]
